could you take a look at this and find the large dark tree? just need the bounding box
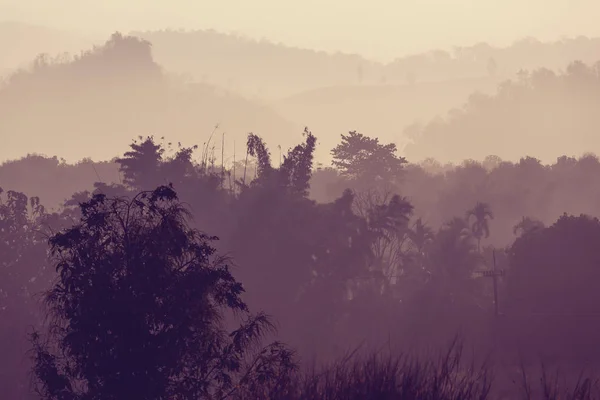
[504,213,600,362]
[507,213,600,315]
[115,135,164,190]
[30,185,295,400]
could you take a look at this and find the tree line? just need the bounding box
[4,129,600,398]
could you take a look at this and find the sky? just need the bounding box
[0,0,598,61]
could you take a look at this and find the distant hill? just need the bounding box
[129,29,600,101]
[404,60,600,163]
[274,76,501,163]
[5,23,600,165]
[0,32,301,163]
[4,22,600,100]
[382,37,600,84]
[130,29,381,100]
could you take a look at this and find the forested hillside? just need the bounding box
[132,29,600,99]
[0,32,299,163]
[5,26,600,164]
[405,60,600,162]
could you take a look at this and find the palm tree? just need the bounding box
[445,216,472,240]
[366,194,414,293]
[513,216,545,237]
[466,202,494,253]
[424,217,480,310]
[402,218,436,291]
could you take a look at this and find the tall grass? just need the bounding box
[232,338,600,400]
[237,339,492,400]
[512,360,600,400]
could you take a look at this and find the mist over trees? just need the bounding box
[405,60,600,162]
[6,26,600,164]
[0,32,300,163]
[6,25,600,399]
[130,29,600,98]
[5,127,600,397]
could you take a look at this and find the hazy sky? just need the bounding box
[0,0,598,60]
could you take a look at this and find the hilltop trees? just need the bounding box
[241,128,316,196]
[116,136,165,190]
[331,131,407,185]
[30,186,296,400]
[405,60,600,162]
[116,136,202,192]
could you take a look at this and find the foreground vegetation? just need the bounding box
[22,185,600,400]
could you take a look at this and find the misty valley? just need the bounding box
[4,24,600,400]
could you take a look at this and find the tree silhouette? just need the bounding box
[506,214,600,360]
[0,189,52,400]
[115,135,164,190]
[361,192,414,291]
[466,202,494,253]
[512,216,545,237]
[408,218,435,261]
[279,128,316,197]
[246,133,273,183]
[331,131,407,184]
[506,213,600,316]
[30,185,295,400]
[239,130,317,198]
[0,189,49,306]
[424,217,481,311]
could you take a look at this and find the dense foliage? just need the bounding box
[30,186,296,400]
[4,126,600,398]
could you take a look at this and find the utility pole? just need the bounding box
[277,145,282,168]
[474,250,504,316]
[492,250,499,316]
